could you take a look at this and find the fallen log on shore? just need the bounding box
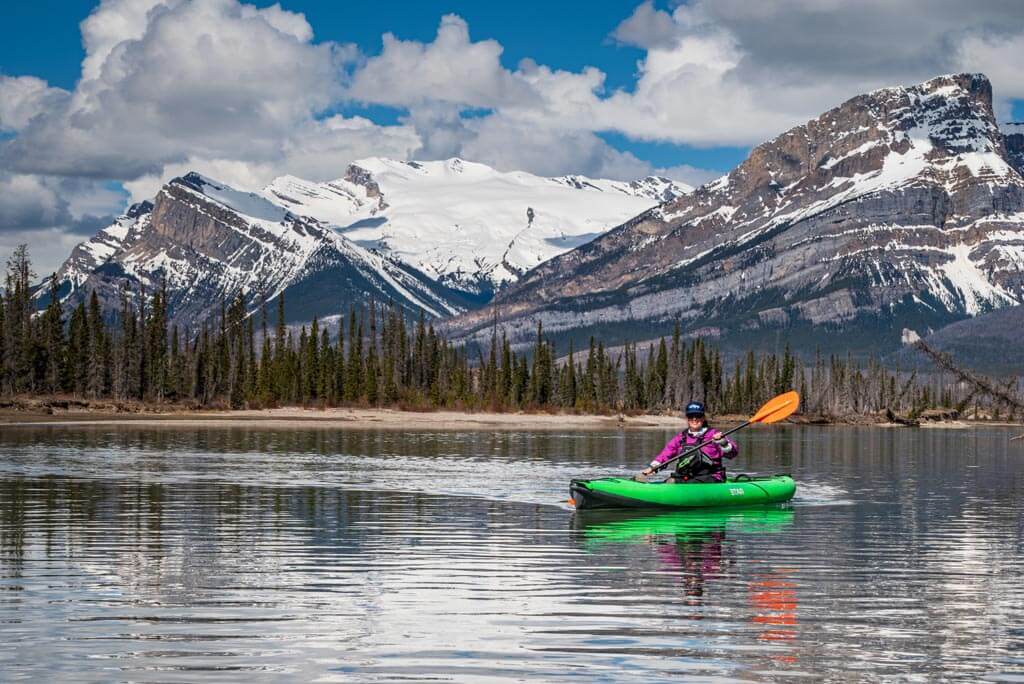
[885,408,920,427]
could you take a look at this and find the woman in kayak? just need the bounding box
[637,401,738,483]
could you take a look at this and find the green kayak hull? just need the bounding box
[569,474,796,510]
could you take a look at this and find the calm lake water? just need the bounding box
[0,423,1022,682]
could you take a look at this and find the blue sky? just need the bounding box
[2,0,1024,275]
[3,1,1022,181]
[5,2,647,90]
[1,0,752,173]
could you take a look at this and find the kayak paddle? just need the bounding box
[648,390,801,475]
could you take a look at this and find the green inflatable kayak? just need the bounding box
[569,474,796,510]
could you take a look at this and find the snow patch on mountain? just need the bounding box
[45,156,687,328]
[264,157,692,294]
[180,172,290,224]
[52,203,152,291]
[171,173,459,318]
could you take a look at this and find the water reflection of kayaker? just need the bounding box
[653,528,732,603]
[576,508,794,605]
[749,569,799,662]
[637,401,738,483]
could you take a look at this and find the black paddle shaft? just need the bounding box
[650,420,750,474]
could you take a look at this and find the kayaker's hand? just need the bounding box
[712,432,728,447]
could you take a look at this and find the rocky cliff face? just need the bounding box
[1006,123,1024,176]
[446,74,1024,356]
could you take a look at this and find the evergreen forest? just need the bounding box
[1,245,1017,420]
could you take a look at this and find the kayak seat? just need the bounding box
[667,473,720,484]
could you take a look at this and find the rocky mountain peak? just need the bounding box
[343,162,387,211]
[42,157,688,331]
[40,170,464,329]
[658,74,1014,232]
[125,200,153,219]
[446,73,1024,356]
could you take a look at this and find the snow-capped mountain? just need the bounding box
[43,172,469,328]
[51,200,154,293]
[264,157,690,296]
[42,161,689,328]
[446,74,1024,356]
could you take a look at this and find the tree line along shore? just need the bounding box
[1,245,1021,424]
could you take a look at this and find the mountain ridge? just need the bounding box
[263,156,691,296]
[43,171,464,330]
[444,73,1024,357]
[39,158,690,328]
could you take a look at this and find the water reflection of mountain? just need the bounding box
[0,476,428,591]
[2,425,1023,680]
[0,424,640,465]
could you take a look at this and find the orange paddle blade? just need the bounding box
[750,391,800,424]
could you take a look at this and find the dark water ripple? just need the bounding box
[0,424,1022,682]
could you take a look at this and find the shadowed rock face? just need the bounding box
[446,74,1024,355]
[889,304,1024,374]
[1007,124,1024,176]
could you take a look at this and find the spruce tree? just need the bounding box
[562,340,577,408]
[67,302,88,395]
[41,274,65,394]
[170,326,182,400]
[319,327,332,404]
[347,307,362,402]
[0,285,7,395]
[4,246,34,392]
[245,317,257,403]
[334,314,345,404]
[499,333,512,406]
[273,295,287,400]
[87,291,107,398]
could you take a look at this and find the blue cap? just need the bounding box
[685,401,705,418]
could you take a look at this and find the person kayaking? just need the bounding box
[637,401,738,483]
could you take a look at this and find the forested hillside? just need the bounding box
[2,245,1018,420]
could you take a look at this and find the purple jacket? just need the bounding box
[650,426,738,470]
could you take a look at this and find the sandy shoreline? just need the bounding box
[0,405,1020,432]
[0,406,691,430]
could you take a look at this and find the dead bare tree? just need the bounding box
[913,340,1024,414]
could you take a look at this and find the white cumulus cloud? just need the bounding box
[4,0,1024,276]
[0,76,70,132]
